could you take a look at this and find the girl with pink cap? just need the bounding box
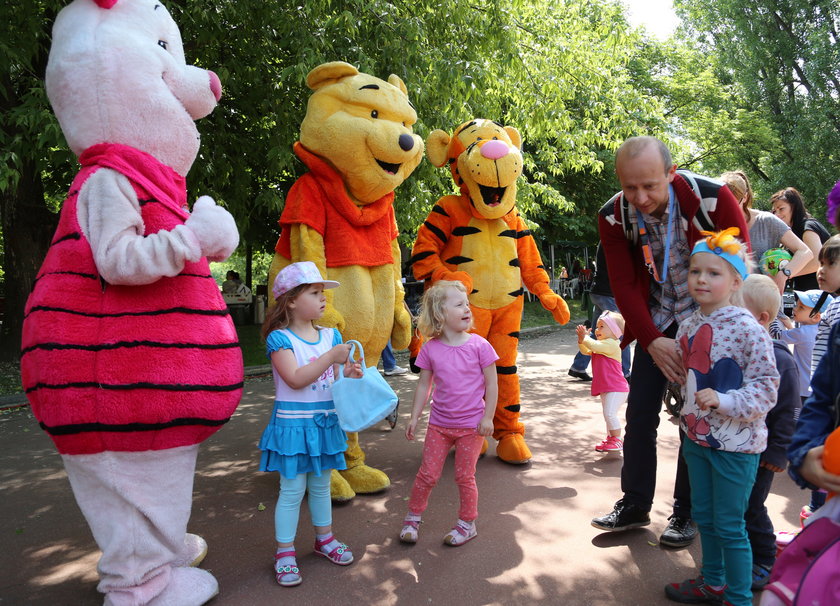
[576,311,629,452]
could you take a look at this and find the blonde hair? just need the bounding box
[741,274,781,319]
[417,280,471,339]
[260,283,313,339]
[720,170,753,212]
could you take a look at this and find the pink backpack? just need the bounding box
[765,515,840,605]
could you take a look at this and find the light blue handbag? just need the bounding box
[332,340,399,432]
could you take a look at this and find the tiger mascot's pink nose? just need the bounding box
[480,140,509,160]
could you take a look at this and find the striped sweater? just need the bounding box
[812,297,840,376]
[21,143,243,455]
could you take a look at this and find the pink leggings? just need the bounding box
[408,424,484,521]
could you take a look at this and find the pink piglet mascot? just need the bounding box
[20,0,242,604]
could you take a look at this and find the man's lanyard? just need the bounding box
[636,185,676,285]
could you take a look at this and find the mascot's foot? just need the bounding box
[480,438,489,457]
[112,567,217,606]
[172,533,208,568]
[496,433,532,464]
[331,469,356,503]
[149,567,218,606]
[339,465,391,495]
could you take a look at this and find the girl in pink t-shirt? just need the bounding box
[576,311,629,453]
[400,281,499,547]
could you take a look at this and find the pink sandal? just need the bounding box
[314,535,353,565]
[274,550,302,587]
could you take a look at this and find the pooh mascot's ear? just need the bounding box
[94,0,119,7]
[306,61,360,91]
[426,130,452,168]
[505,126,523,150]
[387,74,408,97]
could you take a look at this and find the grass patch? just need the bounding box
[0,362,23,396]
[521,296,588,328]
[237,323,268,367]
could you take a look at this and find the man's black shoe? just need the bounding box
[659,515,697,547]
[591,501,650,531]
[568,368,592,382]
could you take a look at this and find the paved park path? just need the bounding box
[1,324,798,605]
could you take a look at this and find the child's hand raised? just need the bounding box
[575,325,587,343]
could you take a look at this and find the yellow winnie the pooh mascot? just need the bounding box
[269,61,424,501]
[410,119,570,464]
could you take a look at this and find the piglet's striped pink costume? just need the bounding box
[21,143,243,455]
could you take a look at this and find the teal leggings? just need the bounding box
[275,472,332,544]
[683,438,758,606]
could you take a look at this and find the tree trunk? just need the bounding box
[0,158,57,362]
[245,242,253,289]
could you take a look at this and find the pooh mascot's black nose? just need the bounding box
[399,133,415,151]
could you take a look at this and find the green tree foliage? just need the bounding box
[625,38,781,204]
[174,0,666,249]
[674,0,840,217]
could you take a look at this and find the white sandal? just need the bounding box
[443,519,477,546]
[400,517,421,543]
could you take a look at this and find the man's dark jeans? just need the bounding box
[620,323,691,518]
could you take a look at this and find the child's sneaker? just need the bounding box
[603,436,623,452]
[775,529,799,557]
[595,436,623,452]
[443,519,477,546]
[751,563,772,590]
[664,576,726,603]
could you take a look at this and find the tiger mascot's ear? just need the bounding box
[306,61,360,91]
[426,129,452,168]
[504,126,522,150]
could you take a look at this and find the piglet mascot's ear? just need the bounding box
[20,0,242,604]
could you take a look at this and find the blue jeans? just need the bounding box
[381,341,397,371]
[683,439,759,606]
[570,293,631,376]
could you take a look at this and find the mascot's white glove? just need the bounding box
[184,196,239,262]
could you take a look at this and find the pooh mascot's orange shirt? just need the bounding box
[275,143,398,267]
[20,143,243,455]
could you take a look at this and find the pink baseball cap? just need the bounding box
[272,261,339,299]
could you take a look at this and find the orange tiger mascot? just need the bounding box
[409,119,569,464]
